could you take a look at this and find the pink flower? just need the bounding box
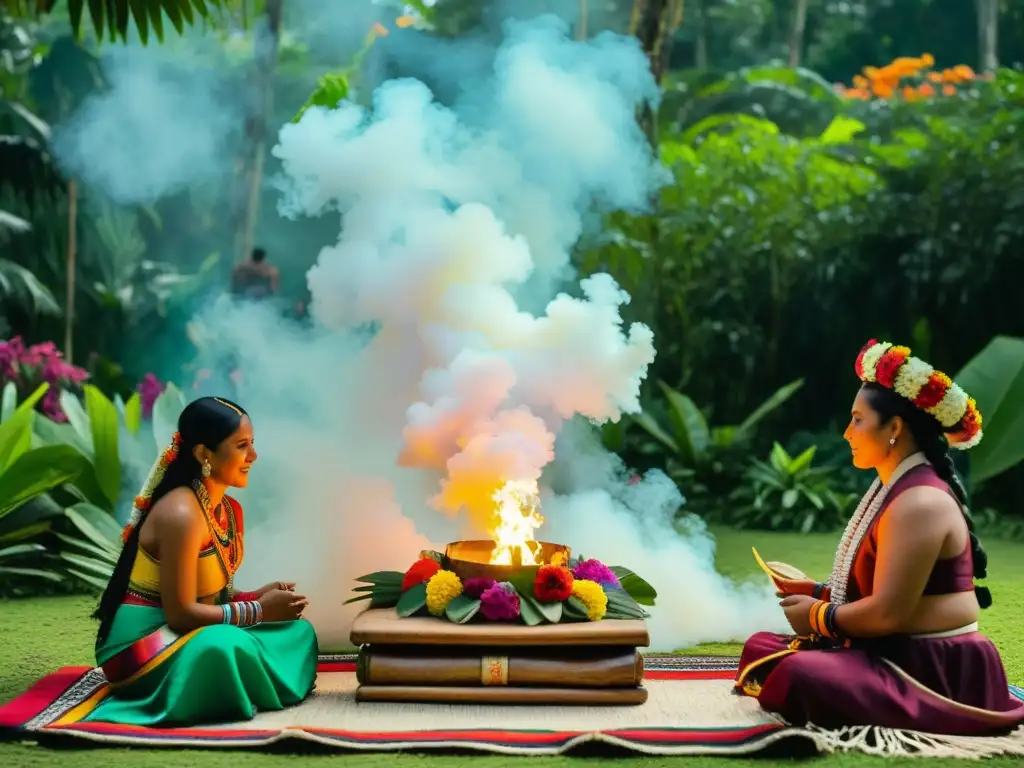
[0,339,21,378]
[571,558,620,587]
[479,582,520,621]
[1,337,88,423]
[137,373,164,419]
[41,389,66,423]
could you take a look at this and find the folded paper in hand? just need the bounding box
[751,547,809,583]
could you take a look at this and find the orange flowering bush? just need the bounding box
[835,54,988,102]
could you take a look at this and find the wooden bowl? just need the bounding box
[444,540,571,583]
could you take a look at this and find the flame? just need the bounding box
[489,479,545,565]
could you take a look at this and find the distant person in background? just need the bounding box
[231,247,279,301]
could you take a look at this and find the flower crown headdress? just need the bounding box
[854,339,982,450]
[121,431,184,543]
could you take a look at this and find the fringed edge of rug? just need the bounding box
[800,723,1024,760]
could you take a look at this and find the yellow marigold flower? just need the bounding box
[853,74,868,90]
[425,570,463,617]
[571,579,608,622]
[921,53,935,68]
[942,84,957,96]
[954,65,975,81]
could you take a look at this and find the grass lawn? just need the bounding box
[2,526,1022,767]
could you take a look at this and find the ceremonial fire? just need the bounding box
[489,479,545,566]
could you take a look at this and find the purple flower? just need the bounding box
[479,581,520,621]
[572,559,620,587]
[463,577,496,599]
[41,389,65,423]
[137,373,164,419]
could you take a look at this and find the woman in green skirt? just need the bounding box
[81,396,318,726]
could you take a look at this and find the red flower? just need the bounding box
[854,339,878,379]
[953,399,982,434]
[913,371,950,410]
[533,565,574,602]
[875,348,909,388]
[402,557,441,591]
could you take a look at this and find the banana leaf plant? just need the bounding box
[0,382,92,583]
[954,335,1024,489]
[58,500,119,591]
[56,383,187,591]
[631,377,805,469]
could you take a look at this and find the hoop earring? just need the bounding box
[202,460,212,478]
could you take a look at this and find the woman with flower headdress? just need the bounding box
[79,397,317,726]
[736,340,1024,737]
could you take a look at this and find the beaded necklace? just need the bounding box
[191,479,239,594]
[827,452,927,605]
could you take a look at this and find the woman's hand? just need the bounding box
[779,594,816,635]
[256,581,296,597]
[259,588,308,623]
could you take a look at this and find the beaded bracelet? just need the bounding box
[235,600,263,627]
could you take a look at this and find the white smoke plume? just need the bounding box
[55,11,785,650]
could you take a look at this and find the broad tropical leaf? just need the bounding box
[151,383,186,451]
[657,381,710,466]
[955,336,1024,486]
[0,383,49,473]
[64,501,122,555]
[0,444,88,520]
[733,379,805,442]
[84,386,121,507]
[124,392,143,435]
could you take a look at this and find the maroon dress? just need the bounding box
[737,465,1024,735]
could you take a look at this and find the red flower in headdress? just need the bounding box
[854,339,878,379]
[875,346,910,388]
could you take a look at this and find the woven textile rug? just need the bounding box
[2,655,1023,757]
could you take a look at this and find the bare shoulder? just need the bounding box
[149,487,204,536]
[885,485,960,530]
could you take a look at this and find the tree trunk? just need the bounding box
[631,0,684,146]
[576,0,588,40]
[787,0,808,68]
[694,0,708,68]
[64,178,77,364]
[232,0,283,265]
[976,0,999,73]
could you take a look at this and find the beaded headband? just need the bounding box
[854,339,982,450]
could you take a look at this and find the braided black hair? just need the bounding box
[861,382,991,608]
[93,397,249,643]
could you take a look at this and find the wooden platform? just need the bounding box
[350,608,650,706]
[350,608,651,647]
